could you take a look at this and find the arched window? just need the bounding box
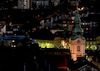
[77,46,80,51]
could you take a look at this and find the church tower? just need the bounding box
[69,10,85,61]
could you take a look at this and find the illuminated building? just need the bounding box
[69,10,85,61]
[18,0,32,9]
[81,22,97,41]
[32,0,49,8]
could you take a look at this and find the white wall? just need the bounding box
[50,29,64,34]
[69,38,85,61]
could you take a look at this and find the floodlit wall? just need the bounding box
[35,39,98,50]
[35,39,69,49]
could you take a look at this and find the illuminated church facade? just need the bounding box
[69,10,86,61]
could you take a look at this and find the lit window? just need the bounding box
[72,21,74,23]
[71,16,75,20]
[83,23,84,25]
[63,24,67,27]
[12,40,15,42]
[86,28,88,30]
[90,42,92,45]
[14,45,16,47]
[90,38,92,40]
[63,21,66,23]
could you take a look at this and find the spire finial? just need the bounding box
[74,10,81,24]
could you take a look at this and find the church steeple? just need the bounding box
[71,10,85,40]
[69,10,85,61]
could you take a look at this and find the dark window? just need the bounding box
[77,46,80,51]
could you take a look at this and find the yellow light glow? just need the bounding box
[81,7,84,10]
[61,40,65,46]
[86,45,89,48]
[61,40,68,49]
[77,7,84,11]
[12,40,15,42]
[14,45,16,47]
[71,17,75,20]
[38,42,54,48]
[90,45,97,50]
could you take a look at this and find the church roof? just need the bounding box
[71,10,85,40]
[72,23,83,33]
[71,34,85,40]
[72,11,83,33]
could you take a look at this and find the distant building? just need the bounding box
[51,0,60,6]
[0,21,6,34]
[82,22,97,41]
[18,0,32,9]
[68,0,79,7]
[96,36,100,50]
[32,0,49,8]
[32,0,61,8]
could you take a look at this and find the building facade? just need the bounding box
[32,0,49,7]
[18,0,32,9]
[69,10,85,61]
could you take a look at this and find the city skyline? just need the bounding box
[0,0,100,71]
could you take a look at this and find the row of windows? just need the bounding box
[86,38,96,41]
[86,42,97,45]
[82,27,96,30]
